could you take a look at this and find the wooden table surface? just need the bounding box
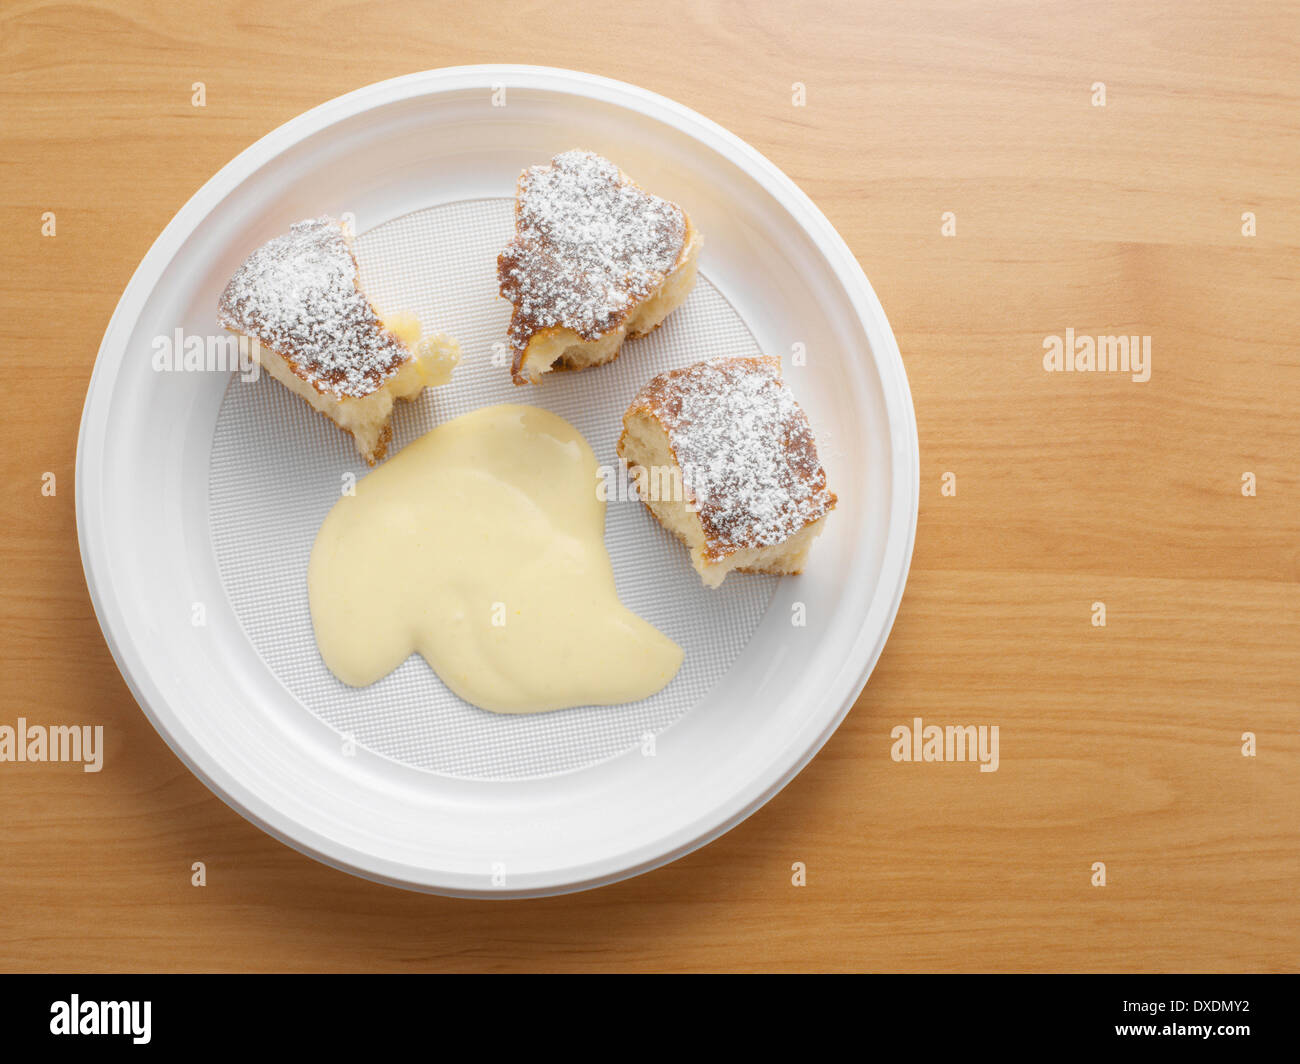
[2,0,1297,973]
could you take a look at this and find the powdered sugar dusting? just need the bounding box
[632,356,836,555]
[217,217,410,398]
[498,151,686,354]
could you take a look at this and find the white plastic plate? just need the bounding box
[77,66,918,896]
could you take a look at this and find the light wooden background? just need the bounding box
[1,0,1296,973]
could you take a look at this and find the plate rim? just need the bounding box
[76,64,920,897]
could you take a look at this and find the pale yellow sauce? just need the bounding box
[308,404,683,713]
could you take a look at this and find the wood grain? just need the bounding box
[0,0,1296,972]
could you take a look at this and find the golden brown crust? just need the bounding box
[619,355,837,559]
[217,217,414,399]
[498,150,692,385]
[368,422,393,466]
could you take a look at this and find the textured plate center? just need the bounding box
[208,198,775,779]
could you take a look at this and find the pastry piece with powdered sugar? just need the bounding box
[617,355,837,588]
[217,216,460,465]
[497,150,702,385]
